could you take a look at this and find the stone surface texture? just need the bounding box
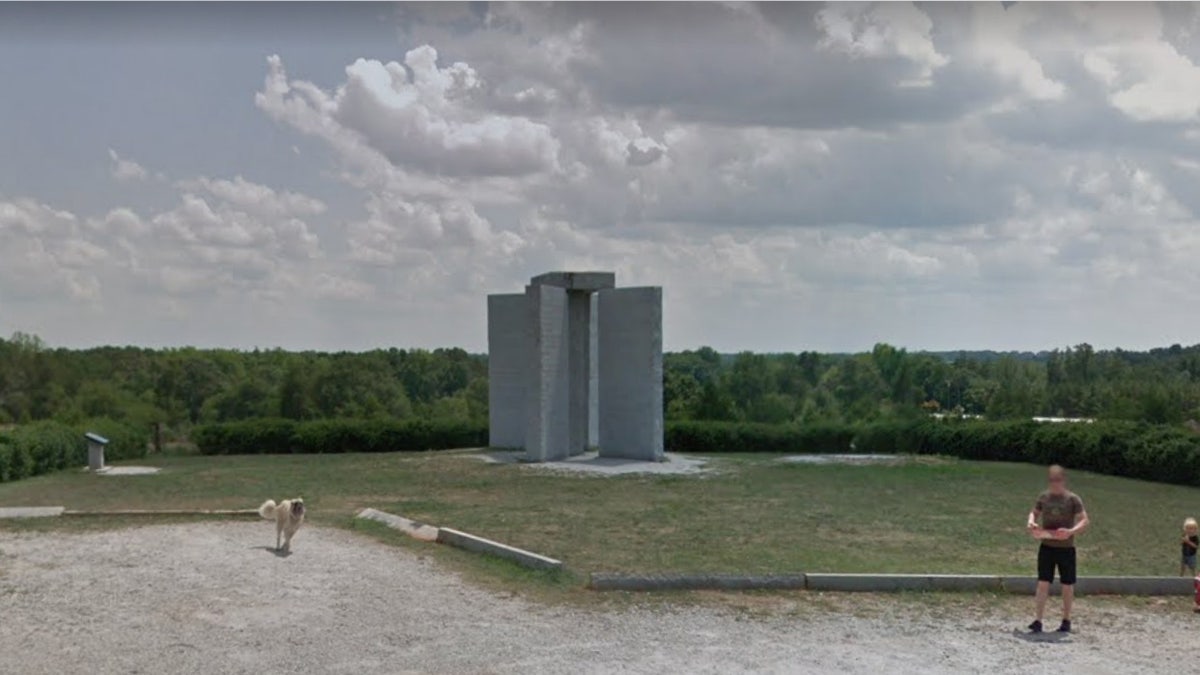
[597,287,664,461]
[487,293,528,448]
[523,283,570,462]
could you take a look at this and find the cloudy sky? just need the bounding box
[3,1,1200,354]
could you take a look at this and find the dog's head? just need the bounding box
[290,498,305,518]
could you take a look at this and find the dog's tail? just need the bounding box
[258,499,278,520]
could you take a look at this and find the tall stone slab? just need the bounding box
[524,284,571,462]
[487,294,528,448]
[597,287,664,461]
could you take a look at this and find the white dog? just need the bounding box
[258,497,305,553]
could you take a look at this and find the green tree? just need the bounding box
[201,380,276,422]
[279,360,318,420]
[987,357,1046,419]
[726,352,774,419]
[820,356,888,422]
[692,379,737,421]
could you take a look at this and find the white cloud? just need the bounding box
[816,1,949,86]
[1081,52,1120,87]
[108,148,149,182]
[180,176,326,219]
[3,162,331,319]
[322,48,561,177]
[626,137,666,167]
[141,175,324,299]
[1073,3,1200,121]
[968,3,1066,101]
[1104,43,1200,122]
[0,199,104,305]
[1,198,76,235]
[88,207,150,238]
[345,193,510,266]
[1067,160,1188,219]
[312,273,375,301]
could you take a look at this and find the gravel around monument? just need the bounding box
[475,450,709,476]
[779,454,907,465]
[0,523,1194,675]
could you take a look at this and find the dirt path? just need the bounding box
[0,523,1193,674]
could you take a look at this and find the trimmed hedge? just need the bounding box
[662,418,1200,487]
[850,418,1200,488]
[665,420,856,455]
[193,419,298,455]
[193,418,488,455]
[190,416,1200,488]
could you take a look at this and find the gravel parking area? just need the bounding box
[0,523,1195,674]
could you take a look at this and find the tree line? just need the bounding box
[0,332,486,438]
[2,332,1200,438]
[664,343,1200,425]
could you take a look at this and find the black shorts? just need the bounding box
[1037,544,1077,585]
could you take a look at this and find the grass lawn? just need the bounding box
[2,451,1198,586]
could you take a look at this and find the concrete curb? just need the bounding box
[1000,576,1194,596]
[805,574,1002,593]
[589,573,806,591]
[355,508,440,542]
[588,573,1196,596]
[61,509,260,517]
[0,506,66,519]
[436,527,564,572]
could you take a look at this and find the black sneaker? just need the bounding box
[1028,620,1043,633]
[1057,620,1071,633]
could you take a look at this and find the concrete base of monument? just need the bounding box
[779,454,906,465]
[96,466,162,475]
[472,450,708,476]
